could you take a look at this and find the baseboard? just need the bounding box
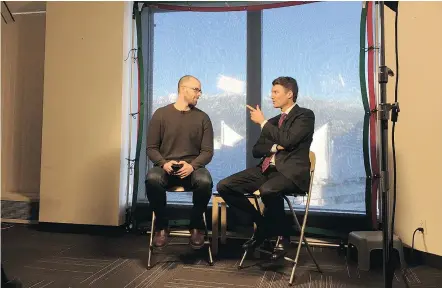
[403,246,442,269]
[1,218,38,224]
[34,222,126,236]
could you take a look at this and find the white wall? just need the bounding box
[39,2,135,226]
[385,2,442,256]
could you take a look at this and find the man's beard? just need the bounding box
[188,99,197,109]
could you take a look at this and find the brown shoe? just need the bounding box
[189,229,205,250]
[153,229,169,248]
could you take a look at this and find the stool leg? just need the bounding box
[147,212,155,269]
[358,248,371,271]
[220,203,227,244]
[346,243,353,264]
[203,212,214,266]
[211,197,219,256]
[395,245,406,270]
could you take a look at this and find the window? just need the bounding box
[151,11,247,204]
[143,2,367,214]
[262,2,365,213]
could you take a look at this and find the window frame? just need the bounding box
[141,4,372,235]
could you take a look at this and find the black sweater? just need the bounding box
[146,104,214,169]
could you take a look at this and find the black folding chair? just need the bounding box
[238,151,322,286]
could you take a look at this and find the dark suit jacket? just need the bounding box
[252,104,315,193]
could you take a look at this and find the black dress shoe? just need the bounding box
[242,228,267,250]
[242,237,259,250]
[271,236,290,260]
[153,229,169,248]
[189,229,205,249]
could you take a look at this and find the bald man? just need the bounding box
[145,75,214,250]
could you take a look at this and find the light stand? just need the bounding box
[378,2,399,287]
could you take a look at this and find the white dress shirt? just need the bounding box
[260,103,296,166]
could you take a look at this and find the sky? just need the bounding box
[149,1,363,103]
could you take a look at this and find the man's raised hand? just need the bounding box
[246,104,265,125]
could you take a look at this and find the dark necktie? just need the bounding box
[261,113,287,172]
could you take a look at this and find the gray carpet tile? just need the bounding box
[2,224,441,288]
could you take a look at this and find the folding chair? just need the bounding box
[238,151,322,286]
[147,186,214,269]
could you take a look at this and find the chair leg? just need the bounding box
[289,210,322,274]
[238,195,264,270]
[147,212,156,270]
[238,249,248,270]
[275,236,281,248]
[283,195,322,286]
[203,212,214,266]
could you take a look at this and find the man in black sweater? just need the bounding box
[217,77,315,256]
[146,75,214,249]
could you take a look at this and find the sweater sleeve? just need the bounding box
[190,115,214,169]
[146,109,167,167]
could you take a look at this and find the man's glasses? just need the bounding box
[182,86,202,93]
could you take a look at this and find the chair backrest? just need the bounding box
[168,186,185,192]
[309,151,316,173]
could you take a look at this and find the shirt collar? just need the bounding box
[282,103,296,115]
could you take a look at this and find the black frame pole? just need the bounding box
[379,1,390,285]
[378,2,395,287]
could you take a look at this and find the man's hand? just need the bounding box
[162,160,179,175]
[176,161,194,179]
[246,105,265,125]
[276,145,285,151]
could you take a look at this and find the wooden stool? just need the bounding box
[211,192,264,256]
[211,193,226,256]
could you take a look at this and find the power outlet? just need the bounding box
[419,220,428,235]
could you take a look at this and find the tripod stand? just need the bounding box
[377,2,400,287]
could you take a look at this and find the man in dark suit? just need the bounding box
[217,76,315,254]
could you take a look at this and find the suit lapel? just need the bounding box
[281,104,301,127]
[269,116,280,126]
[268,104,302,129]
[287,104,301,119]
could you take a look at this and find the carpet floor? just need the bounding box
[1,223,441,287]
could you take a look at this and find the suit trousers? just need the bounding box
[217,166,300,237]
